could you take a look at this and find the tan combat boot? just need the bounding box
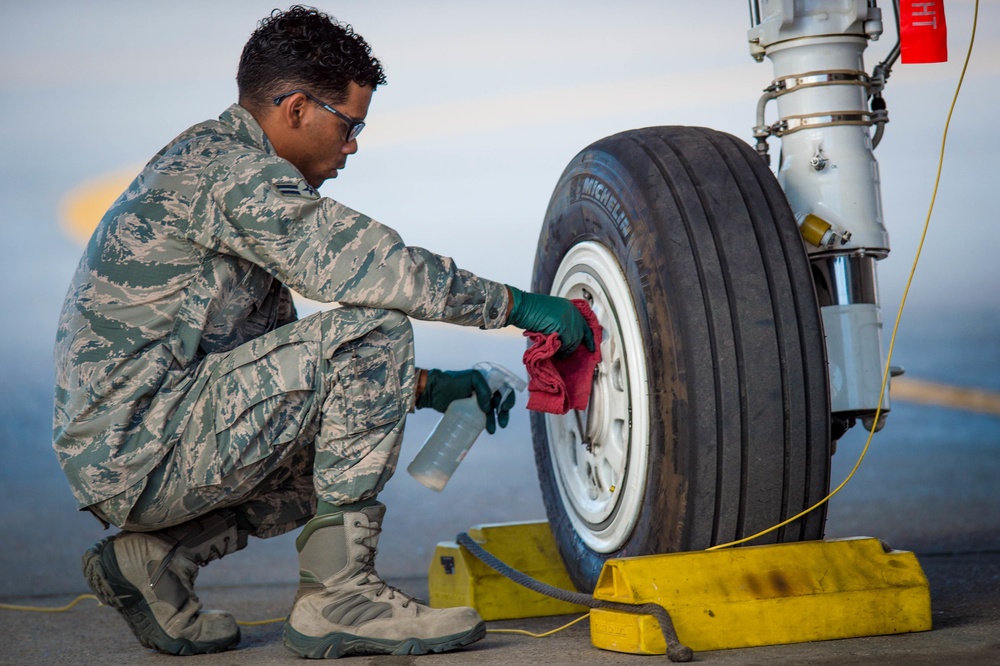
[284,502,485,658]
[82,510,247,655]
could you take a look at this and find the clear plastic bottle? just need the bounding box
[407,362,527,491]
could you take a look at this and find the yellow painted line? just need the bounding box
[891,377,1000,416]
[58,168,137,245]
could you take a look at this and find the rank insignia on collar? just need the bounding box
[274,179,319,199]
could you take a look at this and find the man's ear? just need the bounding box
[277,92,309,129]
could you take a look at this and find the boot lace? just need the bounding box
[353,521,418,608]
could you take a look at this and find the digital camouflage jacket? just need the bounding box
[53,104,509,508]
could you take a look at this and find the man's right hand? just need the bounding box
[505,285,595,356]
[415,368,514,434]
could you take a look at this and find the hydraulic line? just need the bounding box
[870,0,902,148]
[456,532,694,662]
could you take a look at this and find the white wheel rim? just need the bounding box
[546,241,649,553]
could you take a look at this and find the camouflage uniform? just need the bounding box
[54,104,509,538]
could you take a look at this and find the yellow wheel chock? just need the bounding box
[429,522,931,655]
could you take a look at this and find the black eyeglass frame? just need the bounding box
[272,89,366,141]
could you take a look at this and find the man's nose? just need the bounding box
[342,138,359,155]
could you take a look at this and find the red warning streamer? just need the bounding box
[901,1,948,64]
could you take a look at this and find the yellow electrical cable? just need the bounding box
[0,593,287,626]
[708,0,980,552]
[0,594,101,613]
[0,592,585,635]
[237,616,287,626]
[487,613,589,637]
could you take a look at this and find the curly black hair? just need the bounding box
[237,5,386,111]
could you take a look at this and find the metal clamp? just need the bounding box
[767,69,871,96]
[771,111,873,137]
[753,70,873,161]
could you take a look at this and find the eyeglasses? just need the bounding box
[273,89,366,141]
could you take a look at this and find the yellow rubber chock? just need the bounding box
[428,521,588,621]
[590,537,931,654]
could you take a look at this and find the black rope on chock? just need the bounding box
[455,532,694,662]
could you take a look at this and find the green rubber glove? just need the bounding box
[416,369,515,434]
[505,285,596,357]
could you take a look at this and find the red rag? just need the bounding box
[522,300,603,415]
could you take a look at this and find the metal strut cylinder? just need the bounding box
[749,0,891,421]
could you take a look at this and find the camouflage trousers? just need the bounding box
[90,307,415,539]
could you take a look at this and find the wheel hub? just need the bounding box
[545,241,649,553]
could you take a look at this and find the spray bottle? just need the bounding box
[407,362,527,491]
